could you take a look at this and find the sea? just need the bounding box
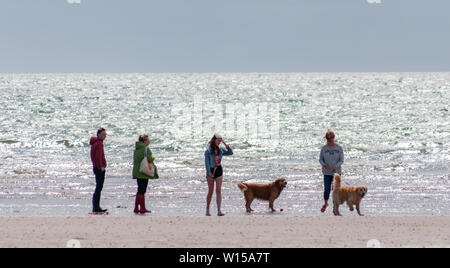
[0,73,449,216]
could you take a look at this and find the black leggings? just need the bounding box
[137,178,149,195]
[93,167,105,210]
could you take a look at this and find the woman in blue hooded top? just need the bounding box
[319,129,344,213]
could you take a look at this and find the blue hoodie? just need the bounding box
[319,144,344,176]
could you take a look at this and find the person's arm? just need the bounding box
[204,149,212,177]
[93,143,103,169]
[319,147,330,171]
[221,141,233,156]
[319,147,325,166]
[90,145,96,167]
[336,146,344,168]
[101,144,107,170]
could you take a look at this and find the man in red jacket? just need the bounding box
[90,128,108,213]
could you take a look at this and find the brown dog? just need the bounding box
[332,174,367,216]
[237,178,287,213]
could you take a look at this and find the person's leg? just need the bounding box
[206,177,215,216]
[92,168,106,212]
[215,176,224,216]
[324,175,333,201]
[92,168,100,211]
[321,175,333,212]
[137,178,148,195]
[134,178,142,213]
[137,179,150,214]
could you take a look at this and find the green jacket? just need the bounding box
[132,141,159,179]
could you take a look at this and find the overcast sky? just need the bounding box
[1,0,449,73]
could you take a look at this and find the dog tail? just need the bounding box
[237,182,248,192]
[333,173,341,189]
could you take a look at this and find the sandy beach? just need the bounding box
[1,216,449,248]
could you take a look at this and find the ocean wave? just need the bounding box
[0,140,20,144]
[347,145,429,154]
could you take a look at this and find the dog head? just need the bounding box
[333,174,341,183]
[333,174,342,188]
[357,186,368,198]
[275,178,287,190]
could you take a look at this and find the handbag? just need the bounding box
[139,146,155,177]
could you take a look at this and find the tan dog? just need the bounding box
[237,178,287,213]
[332,174,367,216]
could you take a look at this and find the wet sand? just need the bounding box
[1,216,449,248]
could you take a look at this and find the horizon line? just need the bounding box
[1,71,450,75]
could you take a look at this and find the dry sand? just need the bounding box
[1,216,449,248]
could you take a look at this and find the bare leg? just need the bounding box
[215,176,224,216]
[206,177,215,216]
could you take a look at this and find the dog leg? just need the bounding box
[347,202,354,211]
[333,202,342,216]
[269,199,276,212]
[245,196,254,213]
[356,202,364,216]
[246,201,253,213]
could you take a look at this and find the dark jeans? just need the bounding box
[137,178,149,195]
[92,167,106,211]
[323,175,334,201]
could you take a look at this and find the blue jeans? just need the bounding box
[323,175,334,201]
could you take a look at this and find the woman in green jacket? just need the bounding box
[132,134,159,214]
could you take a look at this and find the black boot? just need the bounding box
[92,192,107,213]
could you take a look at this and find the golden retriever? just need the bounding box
[332,174,367,216]
[237,178,287,213]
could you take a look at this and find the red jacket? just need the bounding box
[90,137,107,169]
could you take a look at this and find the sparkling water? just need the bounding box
[0,73,449,216]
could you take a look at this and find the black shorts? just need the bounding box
[210,165,223,179]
